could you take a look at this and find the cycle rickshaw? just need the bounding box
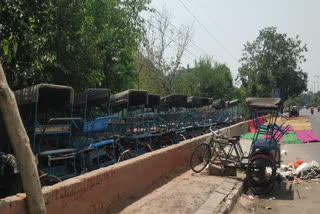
[190,97,290,195]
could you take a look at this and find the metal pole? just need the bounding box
[316,75,319,93]
[138,64,143,90]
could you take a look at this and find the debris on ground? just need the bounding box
[278,160,320,181]
[249,194,254,200]
[281,150,288,155]
[246,189,255,200]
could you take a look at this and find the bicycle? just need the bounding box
[190,126,245,173]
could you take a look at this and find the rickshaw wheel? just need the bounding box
[40,175,62,187]
[246,154,276,195]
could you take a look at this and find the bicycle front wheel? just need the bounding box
[190,143,211,173]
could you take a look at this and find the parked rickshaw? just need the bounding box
[110,90,154,160]
[190,97,290,195]
[73,88,117,172]
[187,96,212,136]
[14,84,81,180]
[226,99,244,123]
[160,94,189,142]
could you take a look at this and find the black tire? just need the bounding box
[40,175,62,187]
[190,143,211,173]
[246,154,276,195]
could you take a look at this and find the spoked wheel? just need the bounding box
[190,143,211,173]
[246,154,276,195]
[40,174,62,187]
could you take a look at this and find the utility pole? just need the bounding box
[312,81,316,104]
[316,75,319,93]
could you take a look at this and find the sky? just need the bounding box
[146,0,320,92]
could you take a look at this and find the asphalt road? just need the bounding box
[282,108,320,164]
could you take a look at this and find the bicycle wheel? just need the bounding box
[190,143,211,173]
[40,175,62,187]
[246,154,276,195]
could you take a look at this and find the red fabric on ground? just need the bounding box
[248,119,255,133]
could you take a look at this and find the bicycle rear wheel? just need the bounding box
[190,143,211,173]
[246,154,276,195]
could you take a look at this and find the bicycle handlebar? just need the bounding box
[209,126,220,137]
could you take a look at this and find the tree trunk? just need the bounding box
[0,64,46,214]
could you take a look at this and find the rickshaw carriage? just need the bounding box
[110,89,154,157]
[73,88,117,171]
[146,94,161,133]
[190,97,290,195]
[14,84,80,179]
[145,94,167,149]
[226,99,244,123]
[160,94,190,142]
[187,96,212,136]
[210,99,230,126]
[246,97,290,194]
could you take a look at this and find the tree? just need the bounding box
[237,27,308,101]
[0,0,151,92]
[136,54,168,96]
[139,7,192,95]
[186,57,235,100]
[0,64,46,213]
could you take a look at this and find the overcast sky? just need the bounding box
[147,0,320,92]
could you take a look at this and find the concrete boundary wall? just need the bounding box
[0,121,249,214]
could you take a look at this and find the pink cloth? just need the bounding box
[288,126,294,131]
[262,130,283,143]
[295,130,320,143]
[258,116,264,126]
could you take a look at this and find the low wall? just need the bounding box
[221,121,248,138]
[0,121,249,214]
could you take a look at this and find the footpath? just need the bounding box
[114,170,244,214]
[112,139,252,214]
[115,114,320,214]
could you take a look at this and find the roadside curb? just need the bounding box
[216,180,244,214]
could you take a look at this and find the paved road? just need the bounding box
[282,108,320,163]
[231,109,320,214]
[300,107,320,135]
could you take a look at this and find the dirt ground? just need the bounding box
[231,180,320,214]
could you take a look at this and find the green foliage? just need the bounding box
[237,27,308,101]
[0,0,150,91]
[185,57,235,100]
[136,54,193,96]
[136,56,168,96]
[138,56,240,99]
[300,91,320,106]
